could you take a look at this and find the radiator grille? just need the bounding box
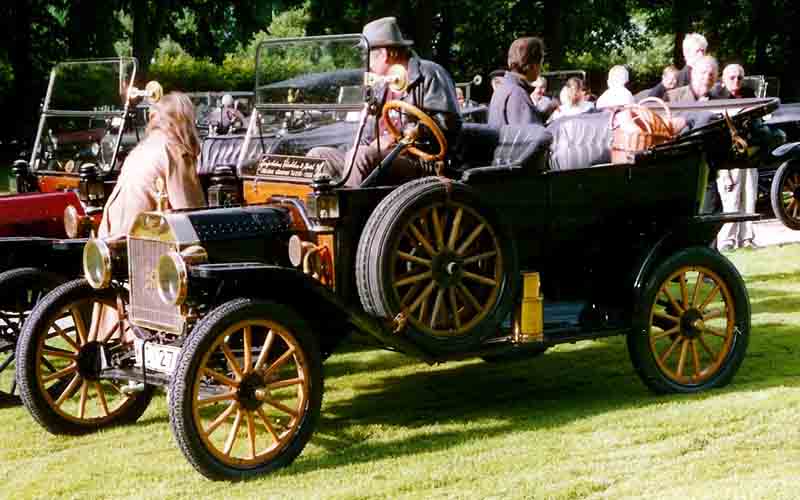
[128,237,184,333]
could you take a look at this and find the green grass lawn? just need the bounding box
[2,245,800,499]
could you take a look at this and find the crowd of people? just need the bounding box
[486,32,761,252]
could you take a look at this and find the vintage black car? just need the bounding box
[15,34,781,480]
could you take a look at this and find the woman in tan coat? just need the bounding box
[93,92,206,346]
[98,91,206,238]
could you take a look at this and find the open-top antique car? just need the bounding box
[15,34,782,479]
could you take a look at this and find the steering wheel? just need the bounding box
[381,100,447,162]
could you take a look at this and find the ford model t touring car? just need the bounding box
[15,34,781,479]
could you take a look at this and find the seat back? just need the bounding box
[546,111,612,171]
[454,123,499,169]
[199,134,262,176]
[491,124,552,171]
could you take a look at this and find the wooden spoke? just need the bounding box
[204,401,239,437]
[42,348,77,360]
[256,407,280,443]
[462,270,497,287]
[87,304,101,343]
[448,288,461,329]
[701,326,727,338]
[430,289,445,329]
[261,347,297,381]
[70,306,88,346]
[395,270,433,288]
[456,223,486,256]
[246,410,257,459]
[94,382,109,417]
[42,363,77,383]
[53,324,80,352]
[203,368,240,388]
[266,377,304,390]
[54,373,82,407]
[652,325,680,340]
[703,308,724,321]
[243,326,253,374]
[690,271,704,308]
[400,281,423,308]
[253,330,275,372]
[678,272,689,309]
[431,207,445,251]
[457,283,483,313]
[794,202,798,219]
[462,250,498,265]
[197,390,237,408]
[698,285,721,311]
[397,251,431,267]
[697,335,717,359]
[266,399,298,418]
[78,381,89,419]
[676,339,689,378]
[653,310,680,325]
[659,336,682,364]
[787,198,797,212]
[418,289,429,321]
[691,339,701,376]
[223,409,243,456]
[408,281,436,314]
[220,344,243,380]
[97,319,121,344]
[408,224,436,257]
[447,207,463,250]
[660,285,684,315]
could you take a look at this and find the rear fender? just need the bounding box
[188,263,434,362]
[0,191,83,238]
[630,214,754,312]
[769,141,800,165]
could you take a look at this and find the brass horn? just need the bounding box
[364,64,408,93]
[128,80,164,102]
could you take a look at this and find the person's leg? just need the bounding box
[307,146,346,179]
[716,171,740,249]
[740,167,758,246]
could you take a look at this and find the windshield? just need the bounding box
[253,35,367,137]
[31,58,139,172]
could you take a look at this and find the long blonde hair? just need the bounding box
[147,92,201,159]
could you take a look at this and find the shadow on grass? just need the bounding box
[750,291,800,315]
[283,322,800,474]
[746,270,800,283]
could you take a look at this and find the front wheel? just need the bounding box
[627,247,750,394]
[771,160,800,230]
[169,299,323,481]
[16,279,154,434]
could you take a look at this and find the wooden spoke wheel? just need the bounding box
[16,279,153,434]
[628,247,749,394]
[170,299,322,480]
[357,178,517,353]
[771,161,800,230]
[0,268,62,406]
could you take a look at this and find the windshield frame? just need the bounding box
[29,57,138,174]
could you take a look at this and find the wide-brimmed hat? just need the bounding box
[363,17,413,48]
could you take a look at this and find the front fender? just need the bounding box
[769,141,800,165]
[188,263,434,362]
[0,237,87,275]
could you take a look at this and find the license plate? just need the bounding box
[134,338,181,374]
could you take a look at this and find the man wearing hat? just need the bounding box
[309,16,461,186]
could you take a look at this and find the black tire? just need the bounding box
[356,177,518,353]
[0,268,63,404]
[627,247,750,394]
[16,279,154,434]
[169,298,323,480]
[771,160,800,230]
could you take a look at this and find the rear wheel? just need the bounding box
[0,268,63,406]
[771,160,800,230]
[627,247,749,394]
[169,299,323,480]
[357,178,518,353]
[16,279,154,434]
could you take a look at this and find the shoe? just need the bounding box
[719,243,735,252]
[741,240,760,250]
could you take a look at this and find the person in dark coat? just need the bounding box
[665,55,720,103]
[648,33,707,99]
[487,37,545,127]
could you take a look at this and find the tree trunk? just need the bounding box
[543,0,564,69]
[132,0,172,81]
[671,0,692,68]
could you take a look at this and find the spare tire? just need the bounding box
[356,177,518,354]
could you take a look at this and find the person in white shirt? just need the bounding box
[596,65,635,108]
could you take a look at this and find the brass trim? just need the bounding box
[157,251,189,306]
[83,238,112,289]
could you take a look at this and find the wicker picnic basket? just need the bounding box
[610,97,677,164]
